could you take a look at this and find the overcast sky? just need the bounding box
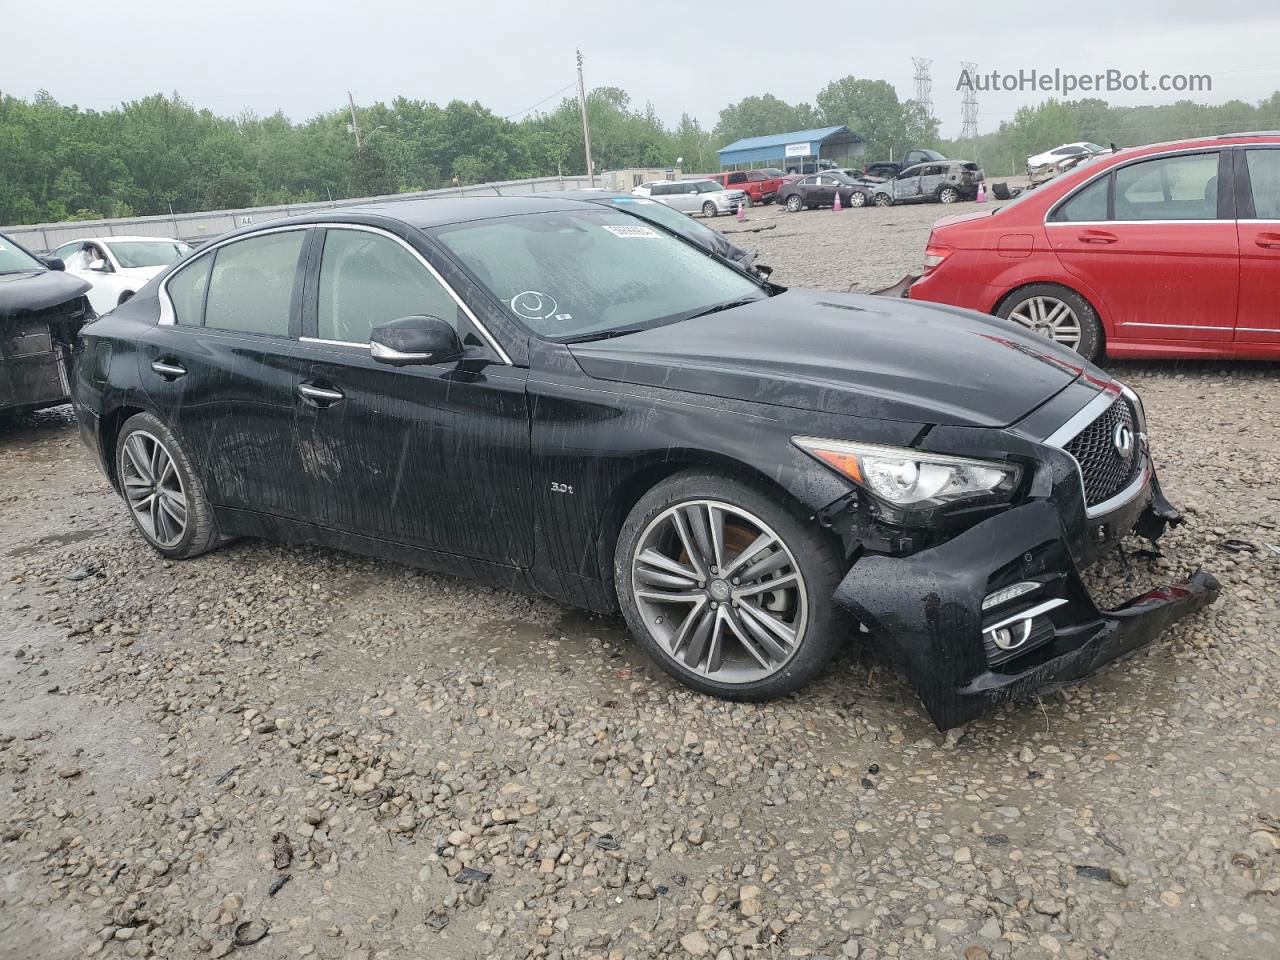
[4,0,1280,140]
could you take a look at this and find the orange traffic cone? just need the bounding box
[736,200,746,221]
[833,190,843,212]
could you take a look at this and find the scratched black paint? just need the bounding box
[72,196,1216,728]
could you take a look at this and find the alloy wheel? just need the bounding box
[631,499,808,684]
[1007,295,1083,350]
[939,187,959,203]
[873,194,891,207]
[849,191,866,207]
[121,430,188,547]
[702,202,717,218]
[786,196,802,212]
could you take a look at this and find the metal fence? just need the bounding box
[0,175,597,252]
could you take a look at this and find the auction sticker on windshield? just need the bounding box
[601,224,660,238]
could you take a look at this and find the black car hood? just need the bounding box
[0,270,91,317]
[567,290,1087,428]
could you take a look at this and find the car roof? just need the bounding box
[321,194,594,228]
[58,235,185,245]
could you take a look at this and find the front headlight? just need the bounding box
[793,437,1021,507]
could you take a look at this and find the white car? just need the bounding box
[632,179,748,217]
[1026,143,1107,185]
[50,235,192,314]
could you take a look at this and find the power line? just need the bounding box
[504,82,577,120]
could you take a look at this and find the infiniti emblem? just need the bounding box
[1112,422,1134,458]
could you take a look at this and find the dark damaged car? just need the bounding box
[71,196,1219,729]
[2,232,93,416]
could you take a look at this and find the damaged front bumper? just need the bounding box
[833,494,1221,730]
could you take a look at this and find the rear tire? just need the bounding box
[614,470,847,701]
[115,412,223,559]
[938,186,960,204]
[996,283,1104,361]
[702,201,717,218]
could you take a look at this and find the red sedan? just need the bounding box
[907,134,1280,360]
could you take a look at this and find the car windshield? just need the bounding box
[829,172,856,184]
[433,209,763,342]
[1084,143,1105,153]
[762,168,785,177]
[106,240,191,268]
[0,234,45,275]
[694,181,723,193]
[920,150,946,161]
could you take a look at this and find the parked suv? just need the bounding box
[633,179,748,217]
[864,149,947,179]
[906,134,1280,361]
[704,169,786,205]
[870,160,984,206]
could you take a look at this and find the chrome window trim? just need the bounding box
[1045,219,1234,226]
[1044,145,1225,226]
[300,336,370,349]
[1043,384,1149,519]
[157,222,513,366]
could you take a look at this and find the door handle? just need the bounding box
[150,359,186,379]
[1078,231,1118,244]
[298,382,344,406]
[1255,233,1280,249]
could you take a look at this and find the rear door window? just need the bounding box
[1244,149,1280,219]
[203,231,305,336]
[167,255,213,325]
[1051,176,1110,222]
[1113,152,1220,220]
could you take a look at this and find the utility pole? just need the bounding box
[348,91,362,151]
[576,50,595,186]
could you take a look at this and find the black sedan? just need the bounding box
[778,172,873,212]
[72,196,1218,729]
[2,233,93,416]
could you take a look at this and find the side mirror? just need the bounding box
[41,256,65,271]
[369,315,461,366]
[88,258,110,272]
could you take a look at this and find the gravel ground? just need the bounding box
[2,200,1278,960]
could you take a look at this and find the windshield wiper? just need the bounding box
[684,295,764,320]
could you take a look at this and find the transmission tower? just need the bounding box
[912,57,934,121]
[960,61,979,140]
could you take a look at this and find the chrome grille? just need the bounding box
[1063,396,1138,507]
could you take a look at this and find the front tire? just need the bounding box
[785,195,803,213]
[996,283,1104,360]
[115,412,222,559]
[614,470,846,701]
[848,191,867,208]
[702,201,718,218]
[873,193,892,207]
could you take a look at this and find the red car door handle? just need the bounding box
[1255,233,1280,249]
[1078,231,1118,244]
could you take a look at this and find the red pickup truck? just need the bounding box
[703,169,789,205]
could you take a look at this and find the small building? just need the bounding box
[717,126,867,173]
[600,167,684,192]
